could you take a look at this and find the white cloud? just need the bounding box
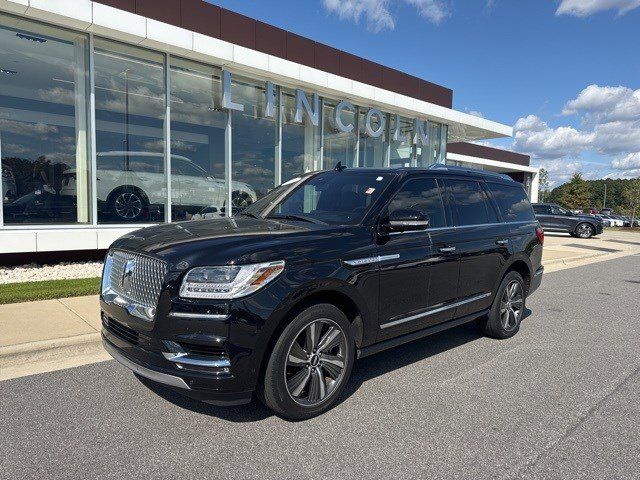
[321,0,448,31]
[512,84,640,185]
[611,152,640,170]
[467,110,485,118]
[562,84,640,123]
[512,114,594,160]
[404,0,449,24]
[556,0,640,17]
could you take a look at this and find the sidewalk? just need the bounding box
[0,295,109,380]
[1,229,639,381]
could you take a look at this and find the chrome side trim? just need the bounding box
[380,292,492,329]
[388,220,535,236]
[534,266,544,277]
[168,312,230,320]
[344,254,400,267]
[162,352,231,368]
[103,338,191,390]
[161,340,231,368]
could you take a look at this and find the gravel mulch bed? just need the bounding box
[0,261,104,285]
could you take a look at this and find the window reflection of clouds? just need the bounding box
[231,76,276,207]
[323,102,357,168]
[94,39,166,224]
[170,58,226,221]
[0,16,90,225]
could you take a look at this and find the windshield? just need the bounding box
[242,171,394,225]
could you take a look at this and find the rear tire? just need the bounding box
[261,303,355,420]
[575,222,595,239]
[479,271,526,339]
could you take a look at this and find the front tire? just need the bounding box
[575,222,595,239]
[261,303,355,420]
[479,271,526,339]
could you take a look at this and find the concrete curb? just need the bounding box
[0,332,101,359]
[543,251,606,266]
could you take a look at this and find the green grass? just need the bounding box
[0,277,101,305]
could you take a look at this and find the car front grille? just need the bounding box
[104,250,167,311]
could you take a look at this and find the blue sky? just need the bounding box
[209,0,640,186]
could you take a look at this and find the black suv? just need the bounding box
[101,166,544,419]
[532,203,603,239]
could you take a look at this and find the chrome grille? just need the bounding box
[104,250,167,311]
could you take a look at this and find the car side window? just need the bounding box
[533,205,548,214]
[387,177,447,229]
[551,206,566,215]
[487,182,535,222]
[445,179,495,226]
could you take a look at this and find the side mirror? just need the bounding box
[385,209,430,233]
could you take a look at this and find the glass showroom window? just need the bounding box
[416,122,442,167]
[323,101,357,169]
[389,115,413,167]
[0,15,90,225]
[281,88,321,182]
[358,109,388,168]
[169,58,226,221]
[94,39,166,224]
[231,76,276,212]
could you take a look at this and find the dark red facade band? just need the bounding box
[94,0,453,108]
[447,142,531,167]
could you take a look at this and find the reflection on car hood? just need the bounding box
[111,216,312,256]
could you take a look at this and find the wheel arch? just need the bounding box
[497,256,533,296]
[254,285,366,392]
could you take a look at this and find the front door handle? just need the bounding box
[438,246,456,253]
[496,239,508,246]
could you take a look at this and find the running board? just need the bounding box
[356,310,489,359]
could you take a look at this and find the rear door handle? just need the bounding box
[438,246,456,253]
[496,239,508,246]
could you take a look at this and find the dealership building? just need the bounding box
[0,0,538,255]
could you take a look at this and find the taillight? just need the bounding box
[536,226,544,245]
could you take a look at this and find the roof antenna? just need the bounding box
[334,161,347,172]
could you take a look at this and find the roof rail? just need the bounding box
[427,163,514,181]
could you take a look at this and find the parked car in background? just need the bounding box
[533,203,603,238]
[2,164,17,203]
[59,152,257,221]
[594,214,611,227]
[101,166,544,419]
[599,214,624,227]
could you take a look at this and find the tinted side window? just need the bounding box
[446,179,494,226]
[487,182,535,222]
[388,177,446,228]
[532,205,547,214]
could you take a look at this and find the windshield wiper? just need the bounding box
[268,214,327,225]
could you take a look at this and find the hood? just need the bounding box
[113,217,309,252]
[109,216,340,269]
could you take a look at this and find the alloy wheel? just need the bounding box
[576,223,593,238]
[284,319,347,406]
[500,280,523,331]
[114,192,143,219]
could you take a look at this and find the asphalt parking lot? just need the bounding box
[2,254,640,480]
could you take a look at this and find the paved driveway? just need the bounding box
[2,255,639,479]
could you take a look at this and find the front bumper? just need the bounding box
[100,295,258,406]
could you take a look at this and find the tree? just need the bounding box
[623,178,640,226]
[538,168,550,202]
[559,173,591,211]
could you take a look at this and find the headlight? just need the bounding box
[179,260,285,299]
